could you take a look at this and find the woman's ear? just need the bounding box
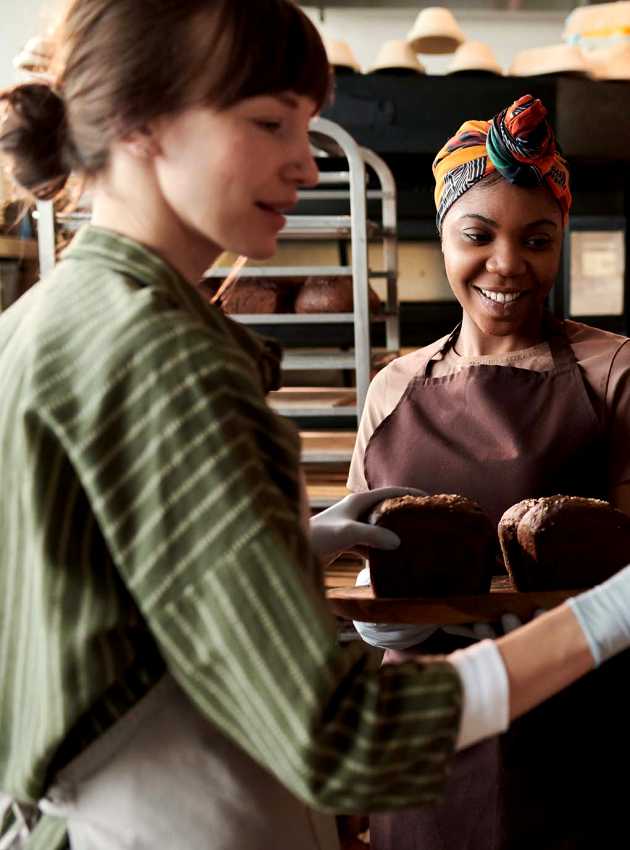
[121,125,161,160]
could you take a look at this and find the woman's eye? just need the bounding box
[463,231,491,244]
[255,119,282,133]
[525,236,552,250]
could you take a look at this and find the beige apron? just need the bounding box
[39,674,339,850]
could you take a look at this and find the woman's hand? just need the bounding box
[309,486,427,565]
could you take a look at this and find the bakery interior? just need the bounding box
[3,0,630,847]
[3,0,630,575]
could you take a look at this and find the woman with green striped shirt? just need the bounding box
[1,2,630,849]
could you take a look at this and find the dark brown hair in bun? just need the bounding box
[0,0,331,202]
[0,84,72,199]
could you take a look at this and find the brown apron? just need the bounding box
[364,317,626,850]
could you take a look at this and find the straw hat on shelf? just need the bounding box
[564,2,630,44]
[584,41,630,79]
[447,41,503,76]
[407,7,465,55]
[509,44,592,78]
[13,34,54,82]
[368,40,426,75]
[323,37,362,73]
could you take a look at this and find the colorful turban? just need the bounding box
[433,95,571,233]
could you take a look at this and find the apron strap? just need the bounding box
[544,314,576,372]
[424,324,462,377]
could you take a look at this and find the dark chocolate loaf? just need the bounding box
[294,276,381,314]
[221,278,287,314]
[498,498,539,590]
[501,495,630,591]
[368,494,495,598]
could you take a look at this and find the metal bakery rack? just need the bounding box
[204,117,400,509]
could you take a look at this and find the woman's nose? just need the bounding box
[286,142,320,189]
[485,242,526,278]
[300,151,320,188]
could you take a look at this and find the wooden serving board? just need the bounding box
[326,576,582,624]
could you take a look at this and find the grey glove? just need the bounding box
[309,486,427,564]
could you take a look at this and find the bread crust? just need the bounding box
[514,495,630,590]
[498,495,630,591]
[367,494,495,598]
[294,276,380,314]
[498,498,539,589]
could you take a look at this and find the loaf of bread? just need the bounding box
[220,278,287,314]
[497,498,538,588]
[294,276,381,314]
[368,494,495,598]
[499,495,630,591]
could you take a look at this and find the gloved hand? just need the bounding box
[309,486,427,564]
[568,563,630,666]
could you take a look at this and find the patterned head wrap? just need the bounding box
[433,94,571,233]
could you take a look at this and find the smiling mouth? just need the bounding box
[256,201,294,215]
[474,286,528,305]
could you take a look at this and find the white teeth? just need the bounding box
[479,288,522,304]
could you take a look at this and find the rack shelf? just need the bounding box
[0,236,38,260]
[269,389,357,420]
[299,428,357,464]
[205,265,352,278]
[232,312,389,325]
[282,350,357,370]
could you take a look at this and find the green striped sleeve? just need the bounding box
[0,226,462,817]
[46,315,461,811]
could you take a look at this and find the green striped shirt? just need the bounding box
[0,226,461,844]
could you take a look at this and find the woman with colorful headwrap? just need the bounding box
[348,95,630,850]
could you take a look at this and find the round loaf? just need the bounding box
[221,279,283,314]
[498,498,539,588]
[294,276,381,314]
[513,495,630,591]
[367,494,495,598]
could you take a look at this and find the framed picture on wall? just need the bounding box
[561,216,627,334]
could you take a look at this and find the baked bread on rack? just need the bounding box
[294,275,381,314]
[367,494,495,598]
[218,278,295,314]
[499,495,630,591]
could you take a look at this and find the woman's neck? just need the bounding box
[455,312,546,357]
[90,154,222,285]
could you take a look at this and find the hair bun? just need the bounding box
[486,94,557,188]
[0,83,71,199]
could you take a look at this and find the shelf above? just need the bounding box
[269,388,357,420]
[232,311,387,325]
[235,312,354,324]
[0,237,38,260]
[282,351,357,370]
[277,406,358,418]
[299,428,357,463]
[282,348,398,372]
[282,215,386,239]
[307,482,349,509]
[204,265,353,279]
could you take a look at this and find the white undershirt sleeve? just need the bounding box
[448,639,510,751]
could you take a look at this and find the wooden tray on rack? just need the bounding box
[326,576,582,624]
